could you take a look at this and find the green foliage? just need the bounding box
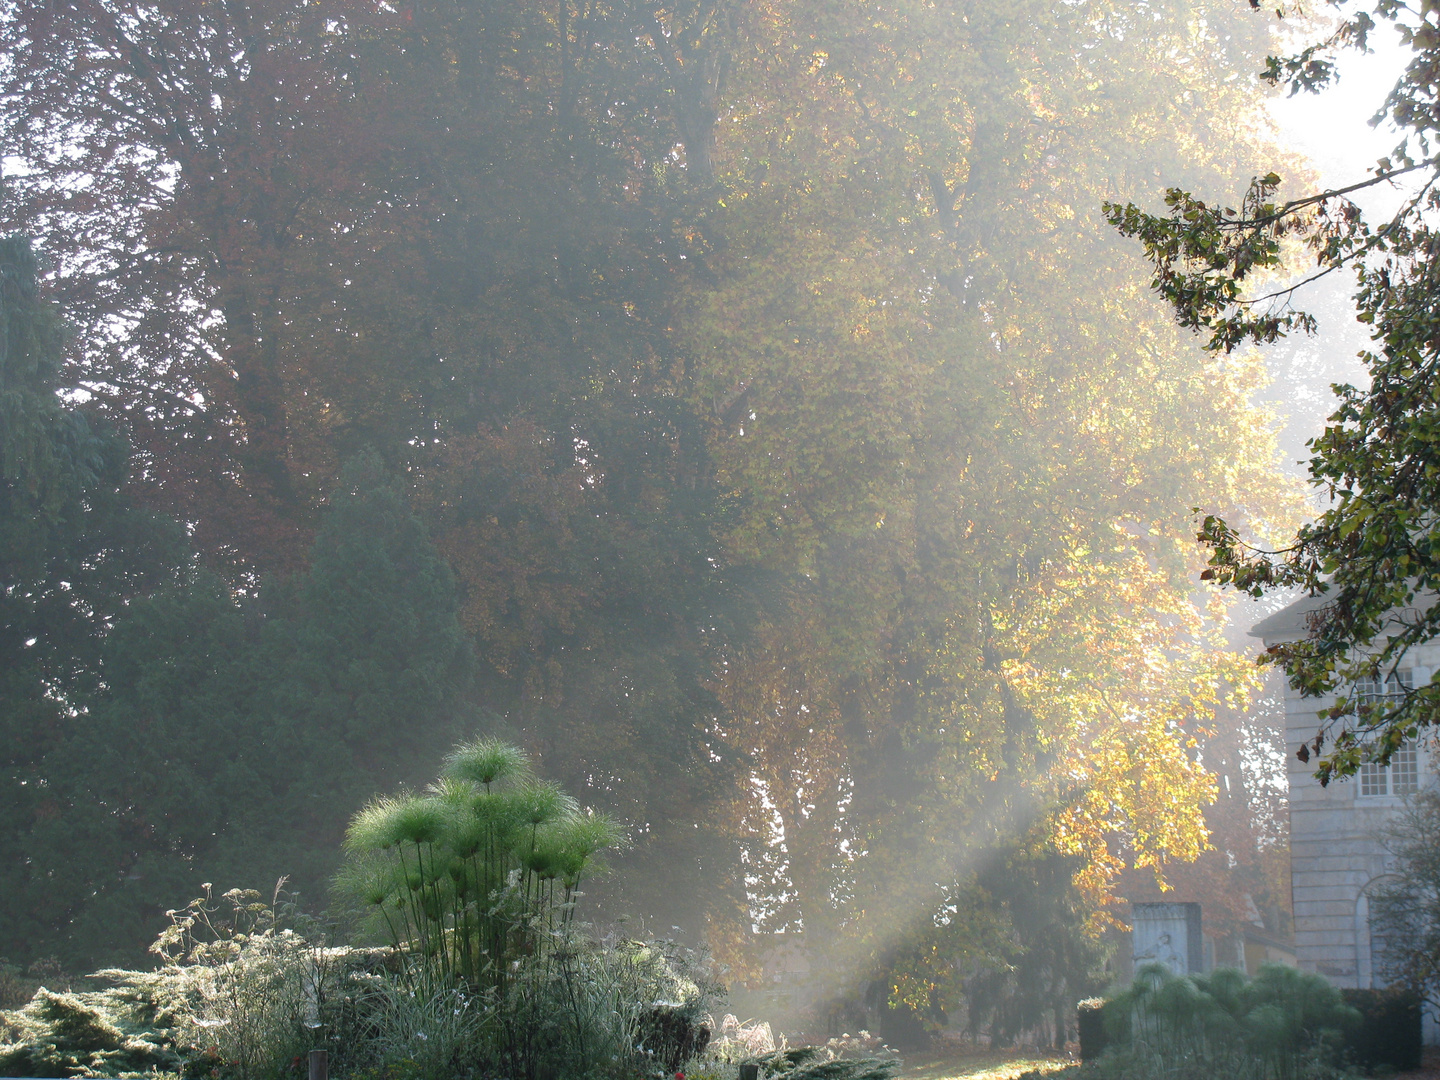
[2,457,474,970]
[877,848,1108,1049]
[1102,174,1319,353]
[340,738,737,1080]
[347,983,487,1080]
[491,935,720,1080]
[3,882,361,1080]
[1337,988,1422,1073]
[0,987,181,1078]
[1368,788,1440,1005]
[0,925,727,1080]
[338,739,621,998]
[0,235,188,968]
[1093,963,1357,1080]
[148,884,343,1080]
[288,453,475,753]
[1106,0,1440,782]
[957,852,1110,1048]
[741,1047,900,1080]
[0,236,90,522]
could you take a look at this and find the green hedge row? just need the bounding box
[1076,969,1423,1076]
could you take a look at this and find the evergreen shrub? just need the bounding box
[1338,988,1421,1073]
[1076,998,1106,1061]
[1081,963,1358,1080]
[0,987,180,1077]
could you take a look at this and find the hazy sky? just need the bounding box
[1270,20,1410,207]
[1257,21,1410,468]
[1227,24,1409,634]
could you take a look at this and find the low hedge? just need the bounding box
[1077,968,1427,1078]
[1338,987,1421,1073]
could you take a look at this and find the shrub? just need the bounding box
[497,932,721,1080]
[339,735,728,1080]
[344,978,487,1080]
[1088,963,1357,1080]
[741,1046,901,1080]
[0,986,181,1077]
[146,882,346,1080]
[330,930,722,1080]
[1076,998,1106,1061]
[707,1014,779,1061]
[1338,988,1422,1072]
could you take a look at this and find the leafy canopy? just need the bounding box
[1105,0,1440,783]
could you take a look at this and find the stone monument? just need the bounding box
[1132,902,1203,976]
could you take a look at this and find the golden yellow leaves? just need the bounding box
[997,539,1262,922]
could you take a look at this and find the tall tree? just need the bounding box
[4,0,1302,998]
[2,457,475,967]
[3,0,743,940]
[1106,0,1440,782]
[682,0,1299,997]
[0,0,411,568]
[0,235,186,962]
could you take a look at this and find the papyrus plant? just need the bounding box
[339,738,622,998]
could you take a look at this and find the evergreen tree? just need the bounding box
[0,236,184,964]
[4,456,475,967]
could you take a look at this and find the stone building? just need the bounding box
[1253,594,1437,1040]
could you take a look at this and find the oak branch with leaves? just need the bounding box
[1105,0,1440,784]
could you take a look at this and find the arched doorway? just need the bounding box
[1356,876,1405,989]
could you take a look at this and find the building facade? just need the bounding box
[1253,594,1436,1036]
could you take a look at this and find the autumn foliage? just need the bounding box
[4,0,1299,1029]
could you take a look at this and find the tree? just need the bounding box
[3,0,743,947]
[1369,787,1440,1004]
[0,0,412,569]
[3,457,476,967]
[5,0,1303,1001]
[685,0,1298,1010]
[0,235,187,962]
[1105,1,1440,783]
[1119,676,1294,960]
[886,845,1110,1048]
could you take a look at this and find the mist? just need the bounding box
[0,0,1422,1059]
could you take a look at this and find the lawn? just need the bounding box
[900,1047,1076,1080]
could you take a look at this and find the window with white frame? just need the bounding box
[1354,669,1413,706]
[1390,743,1419,794]
[1358,743,1420,797]
[1354,670,1416,797]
